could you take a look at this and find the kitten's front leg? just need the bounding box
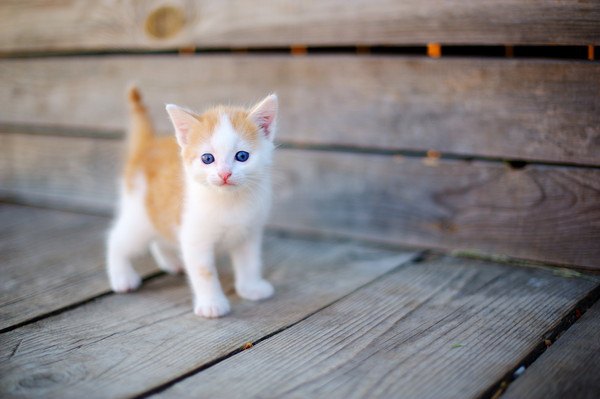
[231,231,274,301]
[181,237,230,318]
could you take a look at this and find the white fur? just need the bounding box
[179,112,275,318]
[106,175,153,293]
[107,95,277,318]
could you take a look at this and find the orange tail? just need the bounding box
[126,85,154,159]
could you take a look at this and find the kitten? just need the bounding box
[106,86,277,318]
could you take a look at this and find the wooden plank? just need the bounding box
[0,204,157,331]
[0,0,598,53]
[1,56,599,165]
[0,236,418,398]
[2,133,599,269]
[0,134,120,212]
[154,257,599,399]
[270,151,600,270]
[503,301,600,399]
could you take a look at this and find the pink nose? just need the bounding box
[218,171,232,182]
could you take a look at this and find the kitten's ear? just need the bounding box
[165,104,198,147]
[249,94,278,141]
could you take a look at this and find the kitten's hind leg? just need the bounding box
[106,185,154,293]
[150,241,183,274]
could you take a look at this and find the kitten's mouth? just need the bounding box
[216,181,236,187]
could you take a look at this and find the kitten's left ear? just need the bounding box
[165,104,199,147]
[249,94,278,141]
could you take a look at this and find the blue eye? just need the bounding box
[201,153,215,164]
[235,151,250,162]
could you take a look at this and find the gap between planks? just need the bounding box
[483,283,600,399]
[0,271,165,335]
[502,299,600,399]
[3,125,600,170]
[0,204,158,332]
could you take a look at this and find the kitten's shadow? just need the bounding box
[133,255,236,294]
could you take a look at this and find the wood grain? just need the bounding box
[0,204,156,330]
[0,234,417,398]
[1,0,598,53]
[270,151,600,270]
[503,301,600,399]
[1,56,599,165]
[155,257,599,399]
[0,134,121,212]
[2,133,599,269]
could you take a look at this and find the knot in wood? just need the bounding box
[145,6,186,40]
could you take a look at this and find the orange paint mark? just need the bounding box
[427,43,441,58]
[505,45,514,58]
[178,46,196,55]
[423,149,441,167]
[291,45,307,56]
[242,342,253,350]
[588,45,595,61]
[427,149,441,159]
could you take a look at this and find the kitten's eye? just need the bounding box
[235,151,250,162]
[201,153,215,164]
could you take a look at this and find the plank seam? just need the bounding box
[0,271,165,334]
[267,226,600,273]
[2,127,599,169]
[480,282,600,399]
[131,251,428,399]
[2,201,597,273]
[276,143,600,170]
[0,45,596,61]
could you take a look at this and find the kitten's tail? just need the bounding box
[126,85,155,158]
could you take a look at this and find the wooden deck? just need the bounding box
[1,203,599,398]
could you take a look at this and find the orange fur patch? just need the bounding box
[181,107,260,166]
[197,268,213,279]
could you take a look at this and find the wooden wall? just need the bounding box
[1,1,599,270]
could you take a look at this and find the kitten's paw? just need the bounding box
[194,295,231,318]
[236,279,275,301]
[109,268,142,293]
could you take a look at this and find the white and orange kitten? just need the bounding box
[106,87,277,318]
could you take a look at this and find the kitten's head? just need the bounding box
[166,94,277,191]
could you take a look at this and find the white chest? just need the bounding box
[181,187,271,247]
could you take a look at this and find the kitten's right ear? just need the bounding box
[165,104,198,147]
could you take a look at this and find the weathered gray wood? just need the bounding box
[0,204,156,330]
[0,134,121,212]
[2,133,599,270]
[270,151,600,270]
[503,301,600,399]
[156,257,599,399]
[0,0,598,53]
[0,234,417,398]
[1,56,599,165]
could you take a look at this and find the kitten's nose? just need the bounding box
[218,171,232,182]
